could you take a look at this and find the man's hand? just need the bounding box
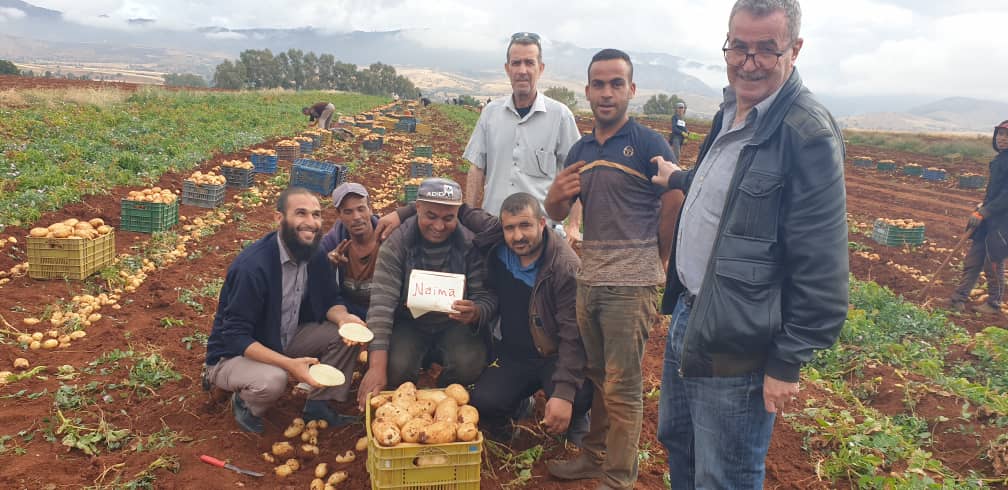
[287,356,325,389]
[449,299,480,325]
[541,397,573,435]
[763,375,799,414]
[549,161,585,203]
[967,210,984,230]
[357,367,387,411]
[375,211,403,242]
[650,156,682,188]
[337,315,368,346]
[328,239,351,267]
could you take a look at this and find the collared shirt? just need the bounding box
[675,84,783,295]
[277,234,308,349]
[463,91,580,215]
[495,241,542,288]
[567,118,671,286]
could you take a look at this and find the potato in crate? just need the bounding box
[291,158,340,196]
[120,187,179,233]
[410,158,434,178]
[276,140,301,161]
[872,218,925,246]
[250,149,278,174]
[366,382,482,490]
[220,159,256,188]
[27,218,116,280]
[363,134,384,151]
[182,172,226,208]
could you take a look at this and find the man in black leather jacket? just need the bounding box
[649,0,848,487]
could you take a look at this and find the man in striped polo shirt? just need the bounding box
[544,49,680,490]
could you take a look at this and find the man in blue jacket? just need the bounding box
[204,187,366,433]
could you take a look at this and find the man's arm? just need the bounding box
[355,234,404,409]
[658,190,685,268]
[462,112,489,208]
[465,167,485,208]
[462,250,497,332]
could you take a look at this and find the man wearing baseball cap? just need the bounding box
[320,183,380,320]
[356,178,497,410]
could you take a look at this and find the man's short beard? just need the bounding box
[280,219,321,263]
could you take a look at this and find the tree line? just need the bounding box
[212,49,417,96]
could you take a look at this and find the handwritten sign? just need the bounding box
[406,269,466,318]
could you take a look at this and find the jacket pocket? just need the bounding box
[725,171,782,241]
[702,258,781,354]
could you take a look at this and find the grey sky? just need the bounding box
[18,0,1008,102]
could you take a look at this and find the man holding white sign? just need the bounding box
[357,178,497,410]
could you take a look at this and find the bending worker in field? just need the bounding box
[303,101,335,130]
[204,187,365,433]
[320,182,380,320]
[380,192,593,445]
[949,120,1008,315]
[356,178,497,411]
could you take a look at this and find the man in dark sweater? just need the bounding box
[356,178,497,410]
[303,101,335,130]
[204,187,366,433]
[380,192,592,443]
[320,182,380,320]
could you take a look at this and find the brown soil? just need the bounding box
[0,81,1004,489]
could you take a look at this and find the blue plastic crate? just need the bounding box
[298,140,314,155]
[291,159,340,195]
[922,169,947,181]
[251,155,278,174]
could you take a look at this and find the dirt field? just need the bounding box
[0,81,1004,489]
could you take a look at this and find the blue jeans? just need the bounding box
[657,294,776,489]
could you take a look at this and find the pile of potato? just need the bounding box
[126,187,178,204]
[364,134,382,142]
[926,167,946,173]
[16,328,86,350]
[221,159,254,170]
[185,171,226,186]
[277,140,300,148]
[961,172,982,178]
[28,218,113,240]
[404,178,424,186]
[370,382,480,447]
[252,148,277,156]
[878,218,924,230]
[263,417,356,488]
[294,136,313,144]
[412,157,433,165]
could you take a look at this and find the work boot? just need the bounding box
[303,400,361,428]
[546,452,604,480]
[231,392,264,433]
[948,300,965,313]
[975,303,1002,315]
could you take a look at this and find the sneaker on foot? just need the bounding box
[303,400,361,428]
[231,392,264,433]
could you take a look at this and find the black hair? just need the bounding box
[588,49,633,82]
[500,192,545,219]
[276,186,315,213]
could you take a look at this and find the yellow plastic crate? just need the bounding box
[27,231,115,280]
[366,391,482,490]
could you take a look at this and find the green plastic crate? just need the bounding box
[27,231,116,280]
[181,181,225,208]
[903,165,923,177]
[872,219,925,246]
[413,146,433,158]
[120,199,179,233]
[876,161,896,172]
[852,156,874,168]
[404,184,419,204]
[958,175,986,189]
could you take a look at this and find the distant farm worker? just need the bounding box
[650,0,849,487]
[544,49,681,490]
[303,101,335,130]
[949,119,1008,315]
[356,178,497,410]
[320,183,380,320]
[380,192,593,445]
[204,187,366,433]
[462,32,583,243]
[669,101,689,163]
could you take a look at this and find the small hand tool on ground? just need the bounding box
[199,454,264,477]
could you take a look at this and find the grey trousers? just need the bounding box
[206,321,358,416]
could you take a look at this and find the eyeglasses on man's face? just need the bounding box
[722,38,788,69]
